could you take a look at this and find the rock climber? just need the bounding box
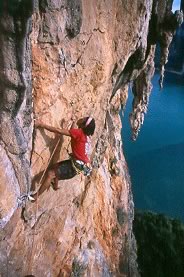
[30,117,95,201]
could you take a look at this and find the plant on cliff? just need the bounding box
[134,211,184,277]
[71,258,86,277]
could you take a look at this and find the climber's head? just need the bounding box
[77,117,95,136]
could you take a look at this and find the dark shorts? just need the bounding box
[51,159,77,180]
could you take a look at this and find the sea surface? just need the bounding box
[122,71,184,222]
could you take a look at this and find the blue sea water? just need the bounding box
[122,72,184,221]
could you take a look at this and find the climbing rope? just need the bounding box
[27,113,94,273]
[27,136,61,275]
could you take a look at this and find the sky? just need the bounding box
[172,0,181,11]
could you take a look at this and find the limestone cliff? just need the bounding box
[0,0,182,276]
[165,22,184,74]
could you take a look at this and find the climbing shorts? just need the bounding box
[50,158,92,180]
[51,159,77,180]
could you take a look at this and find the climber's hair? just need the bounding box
[77,117,95,136]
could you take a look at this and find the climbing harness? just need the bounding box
[71,157,83,175]
[83,164,92,176]
[69,154,92,176]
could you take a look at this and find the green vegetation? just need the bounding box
[134,211,184,277]
[71,258,86,277]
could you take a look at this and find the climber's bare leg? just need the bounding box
[52,177,59,190]
[31,171,47,192]
[32,170,56,200]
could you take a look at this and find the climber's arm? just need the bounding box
[70,121,75,129]
[35,121,71,136]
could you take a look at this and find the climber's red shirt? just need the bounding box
[69,128,91,163]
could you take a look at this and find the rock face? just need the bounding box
[165,22,184,74]
[0,0,34,228]
[0,0,182,276]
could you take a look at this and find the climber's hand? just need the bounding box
[71,115,76,122]
[68,115,76,128]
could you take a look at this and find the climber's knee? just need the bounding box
[47,169,56,180]
[51,177,59,190]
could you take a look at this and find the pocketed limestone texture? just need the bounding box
[0,0,34,228]
[0,0,182,276]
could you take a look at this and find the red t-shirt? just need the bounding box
[69,128,91,163]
